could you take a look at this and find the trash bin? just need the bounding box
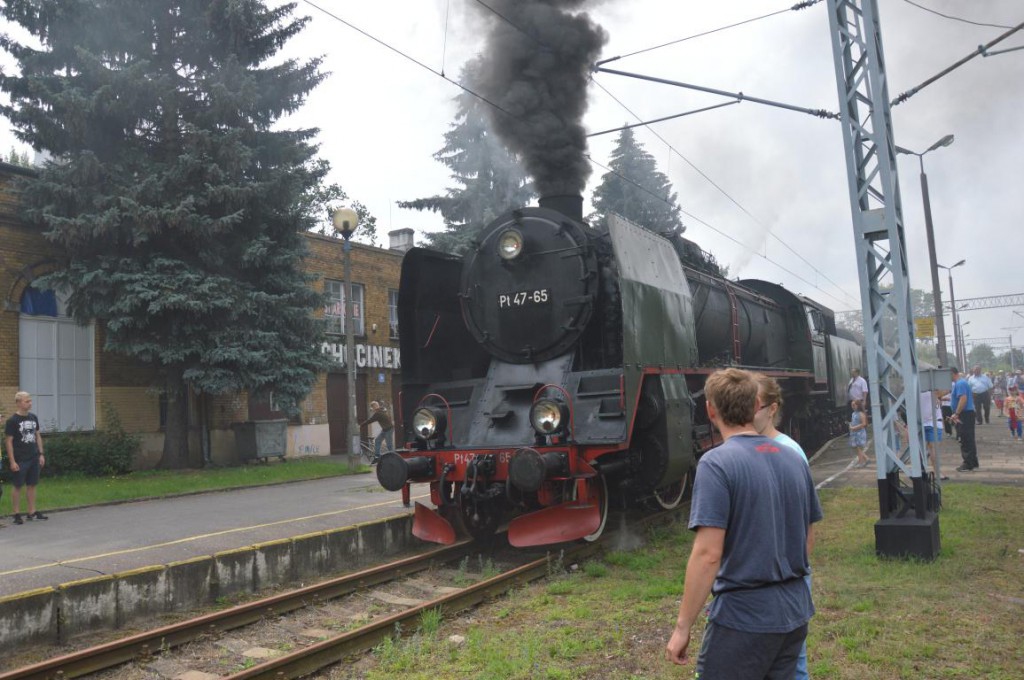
[232,419,288,461]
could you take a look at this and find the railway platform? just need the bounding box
[0,465,429,599]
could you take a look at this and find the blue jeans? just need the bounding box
[795,574,812,680]
[374,428,394,460]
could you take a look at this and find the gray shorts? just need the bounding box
[12,458,41,488]
[695,621,807,680]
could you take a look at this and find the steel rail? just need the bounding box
[0,541,472,680]
[224,539,605,680]
[223,507,687,679]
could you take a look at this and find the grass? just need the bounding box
[362,485,1024,679]
[28,458,368,511]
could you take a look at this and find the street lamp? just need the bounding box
[959,321,971,368]
[332,207,360,468]
[937,260,966,368]
[896,134,955,366]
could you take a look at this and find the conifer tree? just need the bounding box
[0,0,332,468]
[399,59,533,255]
[590,127,684,235]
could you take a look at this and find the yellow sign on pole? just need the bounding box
[914,317,936,339]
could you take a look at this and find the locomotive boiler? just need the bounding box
[377,196,858,547]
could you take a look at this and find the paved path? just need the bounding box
[810,413,1024,489]
[0,472,428,597]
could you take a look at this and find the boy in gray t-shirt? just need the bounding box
[666,369,823,679]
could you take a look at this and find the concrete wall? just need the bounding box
[0,514,416,653]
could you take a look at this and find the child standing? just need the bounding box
[850,399,869,467]
[4,391,48,525]
[1006,386,1023,441]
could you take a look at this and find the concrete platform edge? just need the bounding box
[0,513,415,655]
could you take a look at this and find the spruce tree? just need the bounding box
[0,0,332,468]
[399,59,533,255]
[590,127,684,235]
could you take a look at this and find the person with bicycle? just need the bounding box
[361,401,394,464]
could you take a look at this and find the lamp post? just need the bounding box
[938,260,966,368]
[333,207,360,469]
[896,134,954,366]
[959,321,971,369]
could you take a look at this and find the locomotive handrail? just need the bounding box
[417,393,454,446]
[533,384,576,438]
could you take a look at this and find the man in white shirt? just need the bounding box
[848,368,868,410]
[967,366,993,425]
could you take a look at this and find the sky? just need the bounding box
[1,0,1022,362]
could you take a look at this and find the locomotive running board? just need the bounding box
[412,502,457,545]
[507,501,602,548]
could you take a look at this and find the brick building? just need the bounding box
[0,161,413,466]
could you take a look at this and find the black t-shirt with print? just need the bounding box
[5,413,42,463]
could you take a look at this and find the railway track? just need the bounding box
[0,542,475,680]
[0,534,600,679]
[1,508,682,680]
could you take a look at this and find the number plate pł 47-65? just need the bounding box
[497,289,550,309]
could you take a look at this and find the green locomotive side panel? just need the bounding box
[607,214,698,371]
[607,214,698,473]
[660,372,696,480]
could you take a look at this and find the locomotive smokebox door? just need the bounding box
[460,207,598,364]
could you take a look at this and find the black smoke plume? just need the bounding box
[473,0,607,197]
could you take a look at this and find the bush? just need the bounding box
[43,404,139,477]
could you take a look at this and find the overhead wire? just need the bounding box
[296,0,515,118]
[596,0,823,66]
[900,0,1015,30]
[891,18,1024,106]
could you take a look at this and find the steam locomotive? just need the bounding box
[376,195,861,547]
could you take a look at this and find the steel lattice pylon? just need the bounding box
[827,0,939,557]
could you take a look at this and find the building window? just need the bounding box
[325,280,364,336]
[388,289,400,339]
[18,286,96,431]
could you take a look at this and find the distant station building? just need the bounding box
[0,160,415,466]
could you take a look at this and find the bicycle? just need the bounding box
[358,438,377,465]
[358,437,395,465]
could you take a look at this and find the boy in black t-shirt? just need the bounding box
[4,391,48,525]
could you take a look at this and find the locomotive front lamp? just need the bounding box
[497,228,524,260]
[413,407,446,440]
[530,399,567,435]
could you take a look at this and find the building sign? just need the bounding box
[322,342,401,370]
[914,317,935,339]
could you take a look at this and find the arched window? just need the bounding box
[18,286,95,431]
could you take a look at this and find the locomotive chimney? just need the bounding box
[538,195,584,223]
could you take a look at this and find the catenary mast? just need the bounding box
[827,0,939,558]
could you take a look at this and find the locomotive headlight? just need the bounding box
[497,228,524,260]
[530,399,566,434]
[412,407,445,440]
